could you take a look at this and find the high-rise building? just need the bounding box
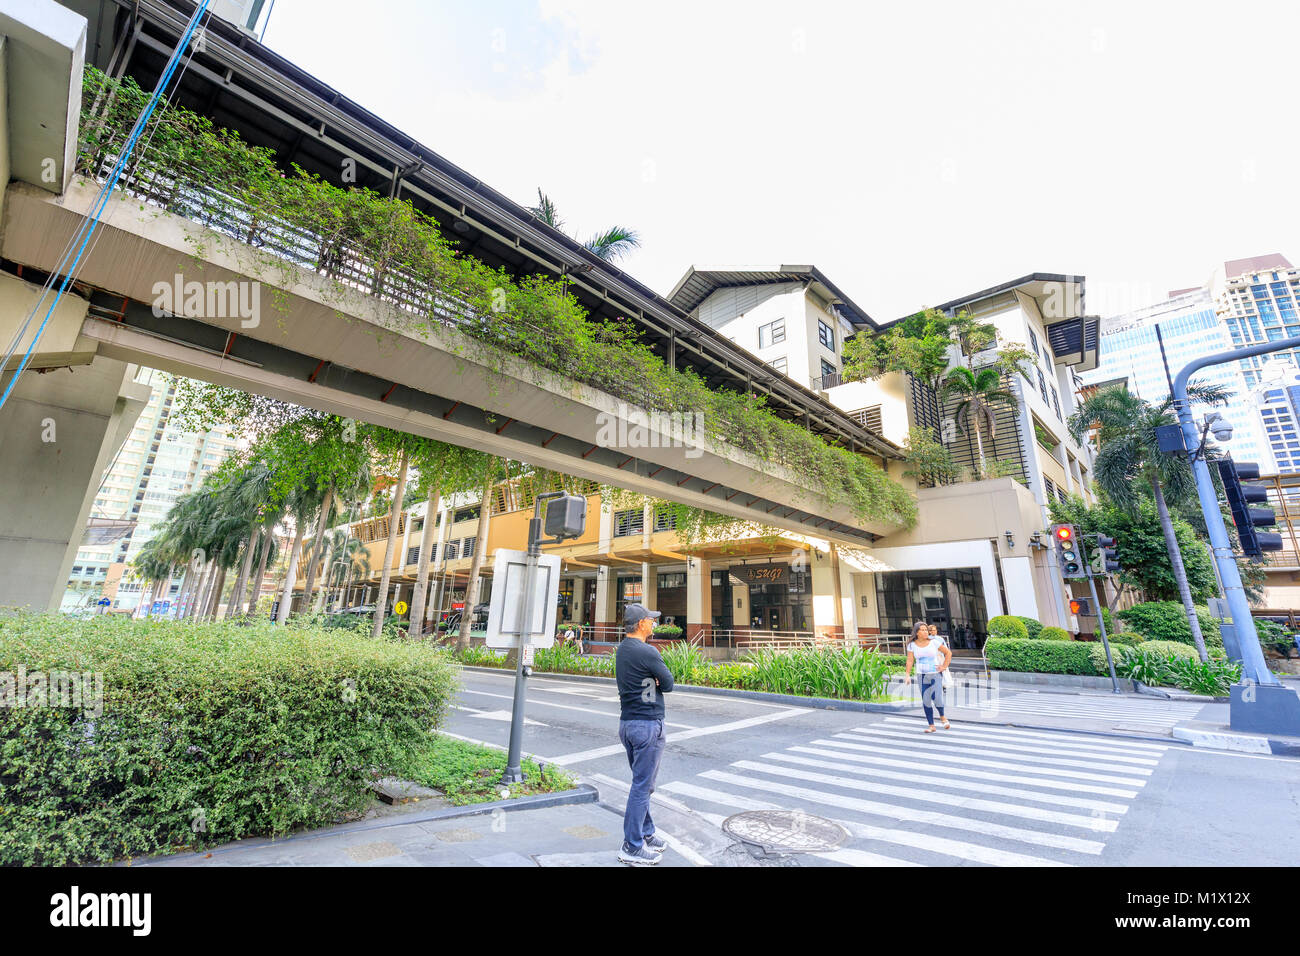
[1081,287,1267,466]
[62,368,239,614]
[1251,358,1300,473]
[1209,254,1300,389]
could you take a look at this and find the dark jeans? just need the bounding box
[919,673,946,725]
[618,718,666,849]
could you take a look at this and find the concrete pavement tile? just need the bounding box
[435,827,485,843]
[343,840,403,863]
[472,851,536,867]
[561,824,609,840]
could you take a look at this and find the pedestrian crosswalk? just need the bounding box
[659,716,1172,866]
[962,690,1206,730]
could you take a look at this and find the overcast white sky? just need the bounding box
[259,0,1299,322]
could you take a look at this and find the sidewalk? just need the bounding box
[129,797,694,868]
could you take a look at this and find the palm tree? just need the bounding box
[529,189,641,263]
[458,458,503,652]
[325,530,371,608]
[1068,383,1230,662]
[941,365,1019,476]
[372,443,411,638]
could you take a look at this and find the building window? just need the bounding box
[444,540,458,560]
[657,572,686,589]
[1051,386,1061,420]
[406,546,421,565]
[461,536,477,558]
[820,358,837,379]
[653,506,677,532]
[613,508,645,537]
[818,319,835,351]
[758,318,786,349]
[769,356,787,375]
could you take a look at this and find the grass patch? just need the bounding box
[394,735,575,806]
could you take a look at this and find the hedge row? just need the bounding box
[0,614,458,865]
[985,637,1101,676]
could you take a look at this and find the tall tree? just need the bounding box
[458,457,503,651]
[529,188,641,263]
[1069,383,1230,662]
[406,443,495,638]
[941,365,1019,475]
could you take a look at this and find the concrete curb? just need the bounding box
[122,783,601,866]
[459,664,913,712]
[1171,720,1300,756]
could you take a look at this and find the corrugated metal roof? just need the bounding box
[668,265,876,329]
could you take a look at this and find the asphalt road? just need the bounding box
[445,667,1300,867]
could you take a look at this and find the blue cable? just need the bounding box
[0,0,211,413]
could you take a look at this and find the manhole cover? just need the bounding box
[721,810,850,854]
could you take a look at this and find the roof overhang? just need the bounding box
[668,264,876,330]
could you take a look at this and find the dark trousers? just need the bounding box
[618,718,666,848]
[920,673,946,725]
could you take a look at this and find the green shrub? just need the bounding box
[657,640,709,685]
[456,645,508,667]
[1114,646,1169,685]
[1105,631,1144,646]
[0,613,458,866]
[1166,656,1240,696]
[986,637,1099,675]
[1132,640,1199,661]
[987,615,1029,641]
[742,646,898,700]
[652,624,683,639]
[1254,619,1295,656]
[1117,602,1221,647]
[1016,617,1044,640]
[1038,626,1071,642]
[699,663,755,690]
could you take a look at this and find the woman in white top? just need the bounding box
[904,620,952,732]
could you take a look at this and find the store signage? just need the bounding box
[743,563,788,584]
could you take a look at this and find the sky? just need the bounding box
[257,0,1300,323]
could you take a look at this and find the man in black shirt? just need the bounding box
[615,602,674,865]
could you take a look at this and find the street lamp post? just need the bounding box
[1172,340,1300,735]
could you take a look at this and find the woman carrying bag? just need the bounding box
[904,620,953,732]
[929,623,955,694]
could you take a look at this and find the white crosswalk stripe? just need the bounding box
[658,718,1173,866]
[961,691,1206,729]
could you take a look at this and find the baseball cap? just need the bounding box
[623,603,661,628]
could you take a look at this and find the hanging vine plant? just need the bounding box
[76,67,916,532]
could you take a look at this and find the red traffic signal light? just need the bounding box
[1055,525,1074,542]
[1068,598,1092,615]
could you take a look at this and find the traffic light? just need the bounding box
[1051,523,1086,578]
[1090,534,1121,575]
[1216,459,1283,557]
[1068,597,1092,616]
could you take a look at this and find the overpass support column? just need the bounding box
[594,566,617,641]
[687,557,712,645]
[811,545,844,641]
[571,576,587,624]
[0,354,148,611]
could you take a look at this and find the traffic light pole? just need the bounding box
[1173,340,1300,736]
[1084,551,1121,695]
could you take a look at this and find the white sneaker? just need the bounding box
[617,842,661,866]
